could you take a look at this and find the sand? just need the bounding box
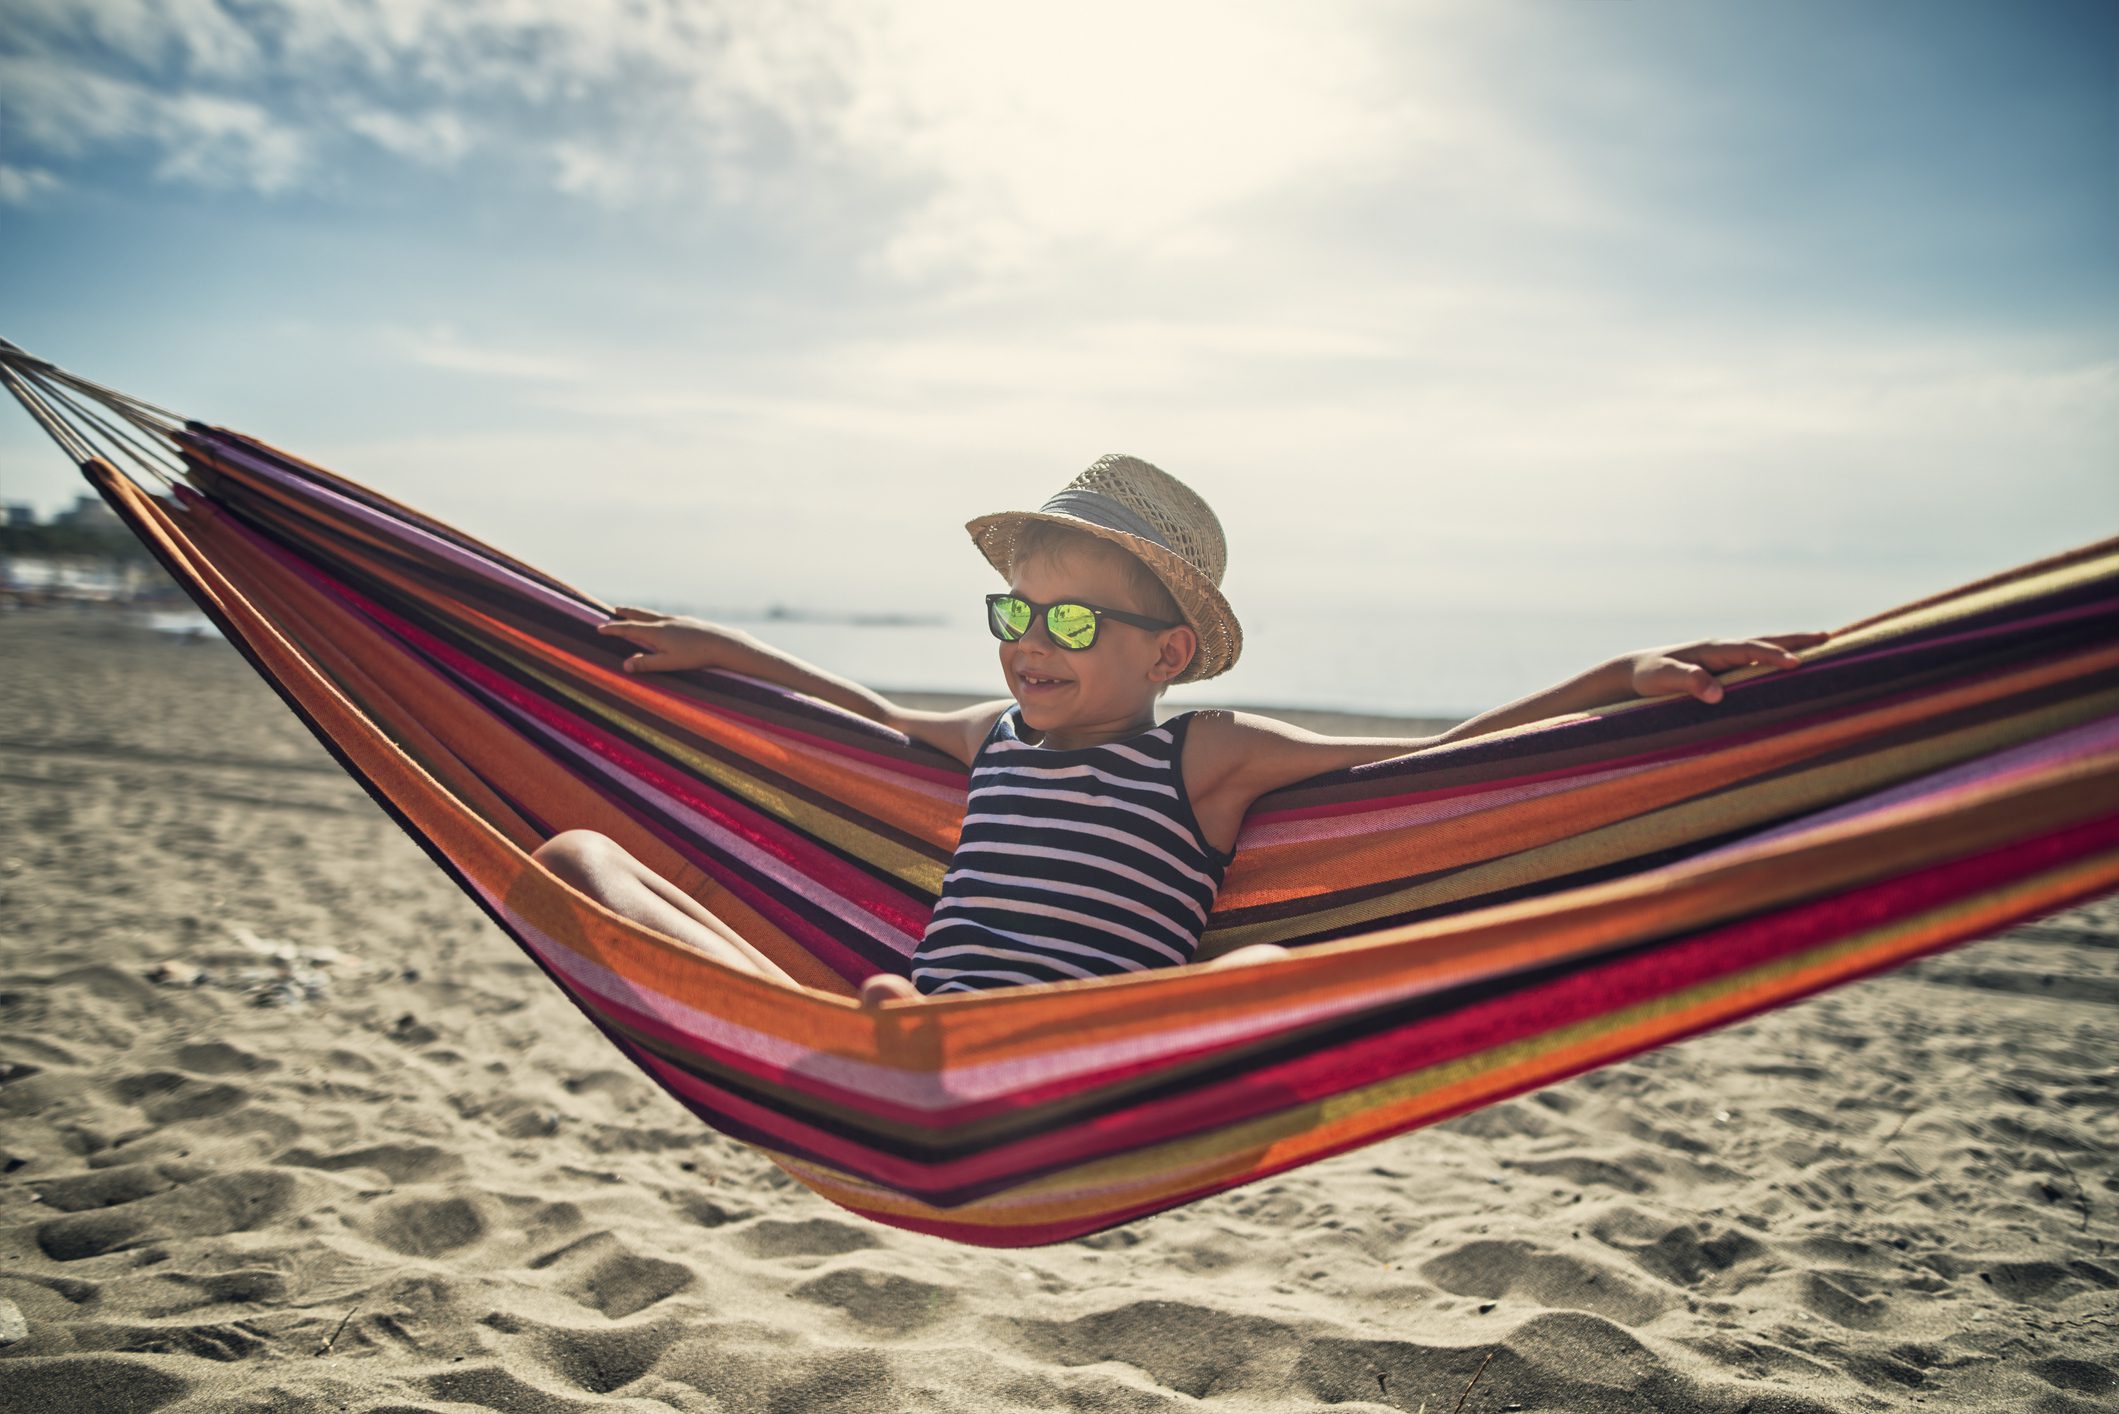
[1,606,2114,1414]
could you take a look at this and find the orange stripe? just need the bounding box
[902,755,2119,1067]
[101,463,2119,1116]
[94,467,869,1007]
[1220,638,2119,908]
[1253,842,2119,1170]
[786,844,2119,1234]
[218,486,969,854]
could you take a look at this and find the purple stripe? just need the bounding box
[188,433,604,628]
[1800,596,2115,676]
[1691,711,2119,862]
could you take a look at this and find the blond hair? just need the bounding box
[1008,520,1186,626]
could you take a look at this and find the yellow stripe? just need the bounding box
[1205,682,2119,950]
[487,639,949,894]
[1577,547,2119,719]
[783,845,2119,1234]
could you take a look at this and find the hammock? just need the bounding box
[5,340,2116,1249]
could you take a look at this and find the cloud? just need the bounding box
[549,141,646,206]
[344,106,472,167]
[0,1,1602,278]
[0,164,61,204]
[821,2,1497,282]
[0,0,263,79]
[492,279,2116,622]
[0,1,843,207]
[152,91,308,192]
[388,324,593,383]
[0,55,308,193]
[6,0,2108,660]
[0,56,152,155]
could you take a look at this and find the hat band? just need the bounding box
[1038,489,1172,552]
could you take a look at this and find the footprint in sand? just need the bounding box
[1799,1268,1894,1330]
[0,1354,194,1413]
[1421,1238,1673,1326]
[36,1170,299,1262]
[419,1363,613,1414]
[167,1042,278,1076]
[1977,1256,2119,1303]
[1586,1207,1765,1287]
[526,1231,695,1318]
[368,1194,488,1257]
[2031,1355,2119,1397]
[1504,1308,1842,1414]
[31,1162,205,1212]
[497,1315,687,1395]
[135,1267,290,1317]
[1306,1316,1696,1414]
[792,1264,958,1332]
[1509,1152,1658,1194]
[732,1216,880,1261]
[1438,1101,1554,1143]
[1296,1332,1490,1411]
[93,1316,275,1363]
[274,1141,465,1186]
[1018,1299,1293,1400]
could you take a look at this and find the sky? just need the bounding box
[2,1,2114,714]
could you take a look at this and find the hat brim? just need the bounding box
[966,510,1242,684]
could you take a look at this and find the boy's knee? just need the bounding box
[533,829,619,886]
[859,973,920,1008]
[1203,943,1290,971]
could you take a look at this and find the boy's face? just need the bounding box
[1002,547,1193,740]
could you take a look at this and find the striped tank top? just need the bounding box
[911,707,1233,996]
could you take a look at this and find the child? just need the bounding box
[535,454,1825,1005]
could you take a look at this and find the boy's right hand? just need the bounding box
[596,607,743,675]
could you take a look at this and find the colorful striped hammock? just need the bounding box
[5,341,2116,1247]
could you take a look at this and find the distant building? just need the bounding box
[0,491,175,605]
[53,494,122,529]
[0,555,157,600]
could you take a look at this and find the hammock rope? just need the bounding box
[7,338,2116,1246]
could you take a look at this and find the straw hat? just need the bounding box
[966,454,1241,683]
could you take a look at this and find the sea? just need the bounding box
[632,603,1716,721]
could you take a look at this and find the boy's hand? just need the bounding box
[1623,631,1832,705]
[596,607,743,675]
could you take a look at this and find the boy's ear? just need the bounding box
[1150,626,1198,683]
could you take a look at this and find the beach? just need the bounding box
[1,607,2114,1413]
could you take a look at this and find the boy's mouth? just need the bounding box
[1016,670,1072,693]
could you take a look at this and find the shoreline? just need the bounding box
[886,688,1461,741]
[20,603,1467,739]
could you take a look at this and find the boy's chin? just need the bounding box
[1011,691,1079,732]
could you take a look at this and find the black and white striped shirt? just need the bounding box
[912,707,1233,995]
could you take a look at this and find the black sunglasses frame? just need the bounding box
[985,593,1184,651]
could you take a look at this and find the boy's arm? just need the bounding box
[1426,631,1829,747]
[597,608,1007,766]
[1192,632,1831,818]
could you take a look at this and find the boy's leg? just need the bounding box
[1201,943,1291,971]
[533,830,801,986]
[859,973,919,1005]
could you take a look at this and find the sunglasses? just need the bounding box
[985,593,1183,651]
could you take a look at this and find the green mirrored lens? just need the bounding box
[1048,603,1098,649]
[992,597,1034,639]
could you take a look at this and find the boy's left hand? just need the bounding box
[1623,631,1832,705]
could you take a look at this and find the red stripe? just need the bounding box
[222,516,922,975]
[568,813,2119,1205]
[1247,640,2107,827]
